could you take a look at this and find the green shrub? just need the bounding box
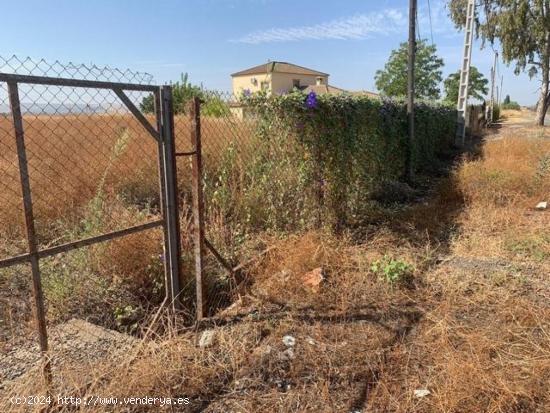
[370,255,414,284]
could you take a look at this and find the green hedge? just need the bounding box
[233,91,455,229]
[202,91,456,241]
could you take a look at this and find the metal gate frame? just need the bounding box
[0,73,183,385]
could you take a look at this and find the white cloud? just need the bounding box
[232,9,407,44]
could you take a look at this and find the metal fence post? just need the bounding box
[160,85,183,309]
[7,81,52,386]
[154,90,174,305]
[189,96,205,320]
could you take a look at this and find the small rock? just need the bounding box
[535,201,547,210]
[306,336,316,345]
[302,267,325,292]
[414,389,431,398]
[275,379,292,392]
[198,330,215,348]
[279,347,295,361]
[282,335,296,347]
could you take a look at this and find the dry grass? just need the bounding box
[0,113,255,340]
[0,114,253,248]
[2,114,549,412]
[369,120,550,412]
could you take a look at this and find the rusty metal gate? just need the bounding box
[0,60,184,385]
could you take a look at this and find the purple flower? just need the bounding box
[305,92,318,109]
[243,89,251,97]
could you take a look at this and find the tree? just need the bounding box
[140,73,229,117]
[503,94,511,105]
[140,73,204,114]
[443,66,489,104]
[449,0,550,126]
[375,39,445,99]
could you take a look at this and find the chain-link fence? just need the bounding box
[170,90,318,319]
[168,88,459,319]
[0,55,459,396]
[0,56,185,391]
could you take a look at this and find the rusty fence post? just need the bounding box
[189,96,206,320]
[160,85,183,309]
[154,89,174,306]
[7,81,52,387]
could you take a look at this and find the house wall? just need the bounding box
[270,73,328,95]
[232,73,272,96]
[232,73,329,96]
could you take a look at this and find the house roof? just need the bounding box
[301,84,347,95]
[347,90,380,99]
[302,84,380,98]
[231,61,329,77]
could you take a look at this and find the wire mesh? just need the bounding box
[172,90,319,316]
[0,56,168,390]
[0,56,160,258]
[0,55,154,84]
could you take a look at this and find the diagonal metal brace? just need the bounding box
[113,88,160,142]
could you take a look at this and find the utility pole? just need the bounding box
[406,0,417,183]
[456,0,476,145]
[488,51,498,123]
[499,75,504,106]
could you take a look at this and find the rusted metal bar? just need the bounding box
[175,151,197,157]
[0,72,157,92]
[0,219,164,269]
[204,238,233,274]
[7,81,52,386]
[160,85,183,309]
[154,89,174,306]
[189,96,206,320]
[113,88,160,141]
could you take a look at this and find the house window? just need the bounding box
[292,79,301,88]
[260,81,270,91]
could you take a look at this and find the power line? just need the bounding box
[416,10,422,41]
[427,0,434,45]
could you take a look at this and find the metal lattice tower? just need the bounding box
[456,0,476,144]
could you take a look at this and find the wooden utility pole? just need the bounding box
[406,0,417,183]
[456,0,476,145]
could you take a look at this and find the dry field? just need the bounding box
[0,113,254,253]
[1,111,548,411]
[0,112,255,341]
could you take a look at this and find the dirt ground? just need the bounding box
[1,110,549,412]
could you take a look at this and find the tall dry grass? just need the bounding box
[0,113,256,335]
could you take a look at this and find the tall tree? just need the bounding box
[375,39,444,99]
[444,66,489,104]
[449,0,550,126]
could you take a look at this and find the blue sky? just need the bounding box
[0,0,539,105]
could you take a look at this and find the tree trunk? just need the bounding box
[535,36,550,126]
[535,74,549,126]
